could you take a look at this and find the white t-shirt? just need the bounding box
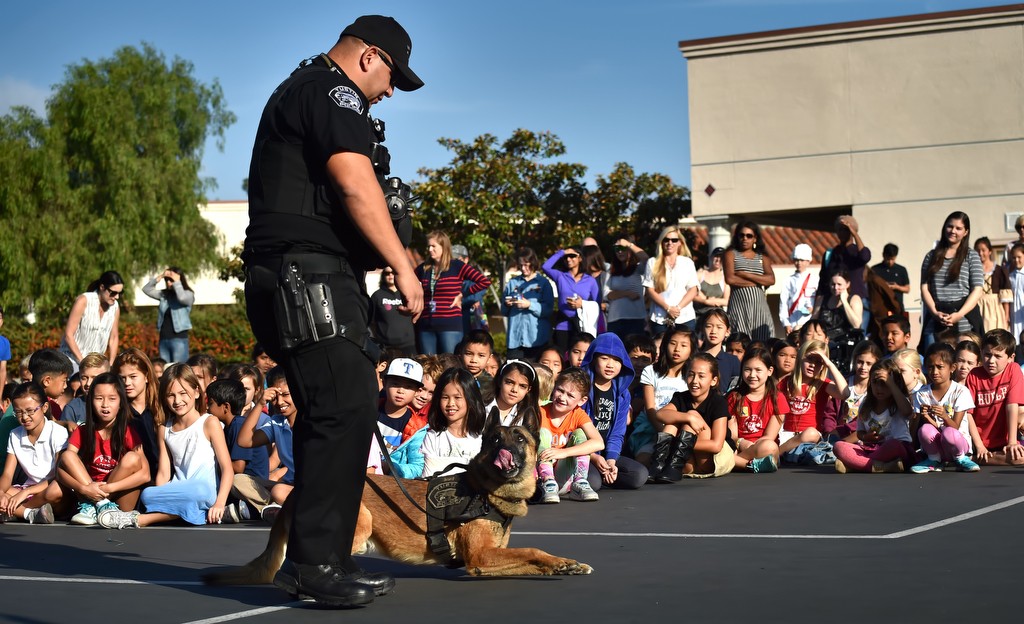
[642,256,699,325]
[640,365,688,410]
[856,406,912,443]
[420,429,482,478]
[911,381,975,452]
[8,420,69,486]
[485,398,521,428]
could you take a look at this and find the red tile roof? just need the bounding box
[682,225,839,266]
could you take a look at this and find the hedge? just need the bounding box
[2,306,512,369]
[2,304,255,367]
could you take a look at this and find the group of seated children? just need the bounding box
[0,345,297,527]
[3,308,1023,527]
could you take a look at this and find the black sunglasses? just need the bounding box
[373,46,397,87]
[564,253,580,259]
[662,237,680,244]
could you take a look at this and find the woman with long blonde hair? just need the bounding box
[414,231,491,354]
[642,226,698,336]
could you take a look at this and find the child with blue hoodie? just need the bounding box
[580,333,649,490]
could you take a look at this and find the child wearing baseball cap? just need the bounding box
[779,243,817,336]
[376,358,425,453]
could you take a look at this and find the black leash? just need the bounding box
[373,427,468,521]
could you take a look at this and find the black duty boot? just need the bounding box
[273,559,375,607]
[647,433,675,483]
[658,431,697,483]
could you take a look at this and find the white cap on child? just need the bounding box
[385,358,423,387]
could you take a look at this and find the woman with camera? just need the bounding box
[142,267,196,363]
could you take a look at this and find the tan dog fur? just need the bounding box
[203,422,592,584]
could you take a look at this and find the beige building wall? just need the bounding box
[681,5,1024,311]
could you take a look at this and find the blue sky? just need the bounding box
[0,0,1002,200]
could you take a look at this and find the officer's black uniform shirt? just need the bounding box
[245,56,375,256]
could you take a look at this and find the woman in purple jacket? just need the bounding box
[543,246,599,354]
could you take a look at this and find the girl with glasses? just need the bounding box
[724,221,776,343]
[60,271,124,372]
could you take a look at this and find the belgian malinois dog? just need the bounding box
[203,413,592,584]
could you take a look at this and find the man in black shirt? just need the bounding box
[871,243,910,309]
[243,15,423,607]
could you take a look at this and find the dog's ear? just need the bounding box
[484,406,502,435]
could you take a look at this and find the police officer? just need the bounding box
[243,15,424,607]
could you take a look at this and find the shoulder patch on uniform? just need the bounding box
[328,85,363,114]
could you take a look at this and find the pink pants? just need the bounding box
[918,424,970,461]
[833,439,915,472]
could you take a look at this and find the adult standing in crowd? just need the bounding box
[242,15,424,607]
[642,225,698,335]
[60,271,123,372]
[142,267,195,363]
[1001,214,1024,270]
[453,244,487,335]
[723,221,775,342]
[502,247,554,360]
[544,244,600,352]
[604,236,649,339]
[693,246,730,320]
[815,215,871,328]
[415,231,490,354]
[370,267,416,356]
[871,244,910,311]
[974,237,1011,332]
[920,211,984,349]
[581,244,608,334]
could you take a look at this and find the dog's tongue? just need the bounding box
[494,449,515,471]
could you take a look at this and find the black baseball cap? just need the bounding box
[341,15,424,92]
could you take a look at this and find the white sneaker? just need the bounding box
[98,508,140,529]
[566,480,599,502]
[71,502,98,526]
[539,479,560,504]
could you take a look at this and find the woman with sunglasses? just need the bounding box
[642,226,699,336]
[60,271,124,372]
[724,221,775,342]
[543,244,600,353]
[370,267,416,356]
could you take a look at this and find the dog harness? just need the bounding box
[425,473,513,564]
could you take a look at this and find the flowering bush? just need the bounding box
[2,304,255,367]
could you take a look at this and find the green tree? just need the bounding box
[588,162,691,252]
[0,43,236,316]
[413,129,588,292]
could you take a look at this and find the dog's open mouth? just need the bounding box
[493,449,520,475]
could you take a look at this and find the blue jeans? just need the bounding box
[608,318,647,340]
[159,337,190,363]
[417,330,462,355]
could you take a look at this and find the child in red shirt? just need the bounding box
[966,329,1024,465]
[728,348,786,473]
[58,372,149,525]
